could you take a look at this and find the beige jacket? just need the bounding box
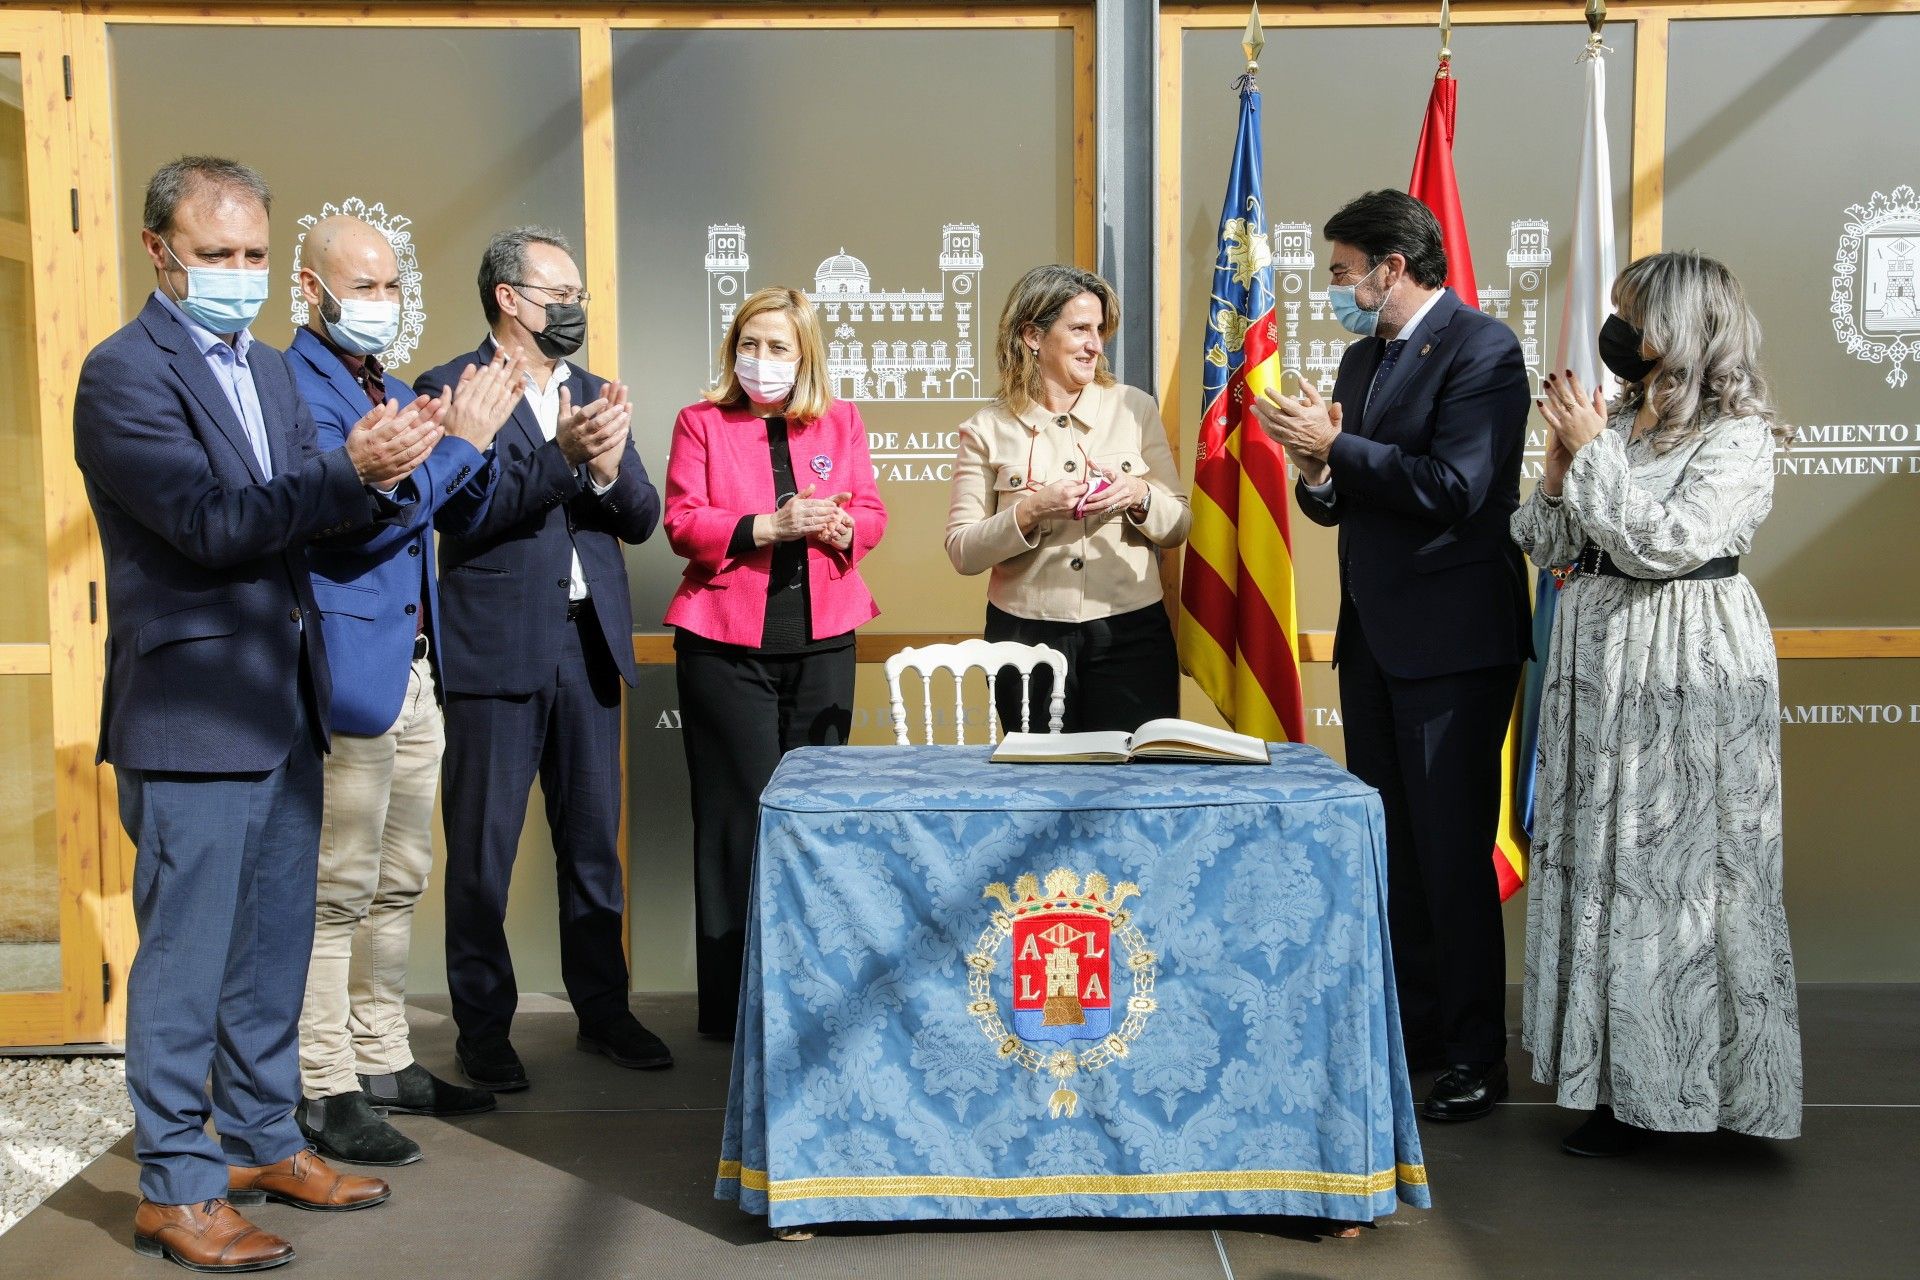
[945,379,1192,623]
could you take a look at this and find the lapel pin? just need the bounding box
[811,454,833,481]
[1419,342,1433,357]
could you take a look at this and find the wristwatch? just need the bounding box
[1128,487,1152,520]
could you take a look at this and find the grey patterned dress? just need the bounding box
[1511,409,1802,1139]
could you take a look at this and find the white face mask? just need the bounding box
[735,353,799,405]
[316,275,400,356]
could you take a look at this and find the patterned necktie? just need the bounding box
[1365,338,1408,416]
[351,353,388,409]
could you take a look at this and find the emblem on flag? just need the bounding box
[965,868,1157,1118]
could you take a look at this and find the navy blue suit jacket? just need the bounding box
[413,339,660,696]
[74,294,388,771]
[288,327,498,736]
[1296,290,1534,680]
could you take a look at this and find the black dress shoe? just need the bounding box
[296,1091,421,1167]
[455,1036,529,1092]
[1421,1060,1509,1121]
[577,1013,674,1070]
[359,1062,496,1117]
[1561,1105,1643,1157]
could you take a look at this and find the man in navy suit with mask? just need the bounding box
[415,227,666,1093]
[1254,189,1532,1124]
[287,213,529,1168]
[75,157,440,1271]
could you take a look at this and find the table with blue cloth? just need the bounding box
[717,743,1430,1227]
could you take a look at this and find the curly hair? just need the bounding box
[1611,251,1790,451]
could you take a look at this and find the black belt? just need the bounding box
[1574,545,1741,582]
[566,597,591,621]
[412,632,429,661]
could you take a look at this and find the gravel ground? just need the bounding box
[0,1056,132,1235]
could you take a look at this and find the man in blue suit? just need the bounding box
[1255,189,1532,1124]
[415,226,668,1091]
[288,213,528,1168]
[75,157,436,1271]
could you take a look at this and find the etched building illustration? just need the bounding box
[1275,218,1554,395]
[706,223,986,401]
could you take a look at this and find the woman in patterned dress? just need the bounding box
[1513,251,1802,1156]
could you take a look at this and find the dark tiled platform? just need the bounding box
[2,986,1912,1280]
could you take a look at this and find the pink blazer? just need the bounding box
[663,398,888,648]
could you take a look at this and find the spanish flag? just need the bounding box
[1408,44,1529,899]
[1177,67,1305,744]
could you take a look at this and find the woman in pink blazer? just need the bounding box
[664,285,887,1036]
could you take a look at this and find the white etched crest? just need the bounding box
[1831,185,1920,389]
[704,222,987,403]
[290,197,427,369]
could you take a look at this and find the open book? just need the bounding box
[990,718,1269,765]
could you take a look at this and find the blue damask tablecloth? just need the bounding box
[717,744,1430,1227]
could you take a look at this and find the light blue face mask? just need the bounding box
[315,274,401,357]
[1327,261,1388,337]
[162,239,270,335]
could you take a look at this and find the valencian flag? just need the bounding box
[1407,30,1528,899]
[1177,52,1306,744]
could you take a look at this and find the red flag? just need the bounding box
[1408,60,1479,310]
[1409,50,1524,902]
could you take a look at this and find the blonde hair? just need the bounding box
[706,286,833,424]
[993,264,1119,418]
[1612,251,1787,451]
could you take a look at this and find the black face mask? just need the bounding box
[524,298,586,359]
[1598,313,1655,384]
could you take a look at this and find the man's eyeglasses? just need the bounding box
[510,282,591,306]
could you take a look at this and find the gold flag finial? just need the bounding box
[1586,0,1608,36]
[1438,0,1453,61]
[1242,2,1264,73]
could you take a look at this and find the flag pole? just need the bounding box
[1582,0,1613,61]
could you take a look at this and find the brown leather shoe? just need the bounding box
[228,1148,390,1212]
[132,1198,293,1272]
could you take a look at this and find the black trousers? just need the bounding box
[1337,607,1518,1066]
[983,601,1180,735]
[442,606,628,1043]
[677,642,855,1036]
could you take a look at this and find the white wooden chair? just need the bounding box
[884,640,1067,745]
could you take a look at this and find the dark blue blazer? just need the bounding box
[1297,289,1534,680]
[413,339,660,696]
[287,327,497,736]
[74,295,387,771]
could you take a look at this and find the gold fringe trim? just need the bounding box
[716,1161,1428,1201]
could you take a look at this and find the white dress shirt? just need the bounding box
[522,360,615,602]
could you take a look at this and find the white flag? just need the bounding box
[1555,46,1615,388]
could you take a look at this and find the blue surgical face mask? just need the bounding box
[314,273,401,357]
[161,238,270,335]
[1327,261,1388,337]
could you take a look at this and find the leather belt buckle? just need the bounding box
[412,633,429,661]
[566,599,586,621]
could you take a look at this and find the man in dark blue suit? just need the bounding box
[414,226,668,1091]
[76,157,435,1271]
[1255,190,1532,1123]
[288,213,527,1167]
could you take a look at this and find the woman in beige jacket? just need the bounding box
[946,265,1191,733]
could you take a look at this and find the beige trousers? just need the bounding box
[299,653,442,1098]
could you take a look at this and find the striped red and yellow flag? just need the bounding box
[1177,72,1305,744]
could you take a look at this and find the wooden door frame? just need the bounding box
[0,5,107,1048]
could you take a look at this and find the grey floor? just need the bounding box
[1,985,1913,1280]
